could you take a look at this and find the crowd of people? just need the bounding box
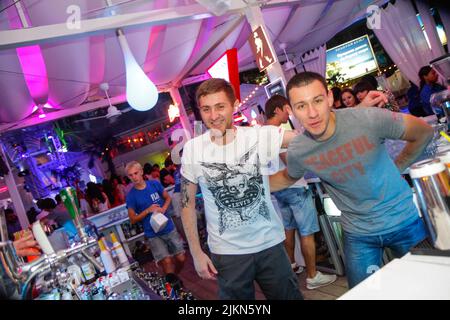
[330,66,448,118]
[3,64,447,300]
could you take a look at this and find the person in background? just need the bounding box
[111,176,126,206]
[264,94,337,289]
[26,207,38,224]
[150,168,160,181]
[123,175,134,195]
[102,179,115,207]
[361,74,379,90]
[86,182,110,213]
[353,81,375,102]
[270,71,433,288]
[125,161,185,275]
[418,66,446,116]
[143,163,153,179]
[331,87,342,109]
[340,88,359,108]
[4,208,22,241]
[36,198,77,238]
[160,172,175,189]
[167,153,187,243]
[406,81,427,117]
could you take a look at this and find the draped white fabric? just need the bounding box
[0,0,390,126]
[416,1,446,59]
[298,45,327,77]
[372,1,435,86]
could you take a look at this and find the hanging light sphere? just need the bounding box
[117,29,158,111]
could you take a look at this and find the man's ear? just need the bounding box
[285,105,293,116]
[327,89,334,109]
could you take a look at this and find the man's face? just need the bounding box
[356,90,369,102]
[425,69,439,83]
[288,80,335,140]
[198,91,237,136]
[5,212,17,223]
[127,166,144,185]
[342,91,356,107]
[164,175,175,186]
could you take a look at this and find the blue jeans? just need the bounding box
[343,217,427,288]
[272,187,320,236]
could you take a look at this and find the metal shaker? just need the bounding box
[410,159,450,250]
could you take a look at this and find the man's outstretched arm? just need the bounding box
[180,176,217,280]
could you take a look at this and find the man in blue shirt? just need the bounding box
[271,72,433,288]
[125,161,185,275]
[418,66,446,116]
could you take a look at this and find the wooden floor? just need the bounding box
[142,251,348,300]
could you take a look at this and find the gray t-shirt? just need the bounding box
[287,108,419,236]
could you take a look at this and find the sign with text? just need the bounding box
[248,26,277,72]
[207,48,241,101]
[265,78,286,98]
[326,35,378,81]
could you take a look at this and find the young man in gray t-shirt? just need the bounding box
[271,72,433,288]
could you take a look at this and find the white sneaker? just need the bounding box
[291,262,304,274]
[306,271,337,290]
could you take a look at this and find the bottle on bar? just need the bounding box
[98,238,116,274]
[110,232,129,266]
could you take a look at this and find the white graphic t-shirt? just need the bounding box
[181,125,286,254]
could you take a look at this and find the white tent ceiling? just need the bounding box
[0,0,386,132]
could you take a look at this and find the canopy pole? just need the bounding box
[0,142,29,230]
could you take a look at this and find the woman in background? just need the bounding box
[340,88,359,108]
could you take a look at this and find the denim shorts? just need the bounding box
[272,187,320,236]
[147,229,185,263]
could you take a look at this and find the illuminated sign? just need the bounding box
[248,26,277,72]
[265,78,286,98]
[207,48,241,101]
[326,35,378,81]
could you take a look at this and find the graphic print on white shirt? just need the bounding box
[199,144,270,235]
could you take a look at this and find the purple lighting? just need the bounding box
[7,4,49,105]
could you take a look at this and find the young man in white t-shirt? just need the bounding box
[180,78,302,299]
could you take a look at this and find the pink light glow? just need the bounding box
[7,5,49,105]
[38,113,46,119]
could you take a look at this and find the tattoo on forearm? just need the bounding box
[181,176,191,208]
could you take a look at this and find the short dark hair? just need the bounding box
[164,156,174,168]
[196,78,237,106]
[264,94,290,120]
[418,65,433,89]
[4,208,14,215]
[55,194,62,204]
[361,74,378,90]
[143,163,152,175]
[37,198,57,210]
[330,87,341,101]
[286,72,328,100]
[353,81,375,94]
